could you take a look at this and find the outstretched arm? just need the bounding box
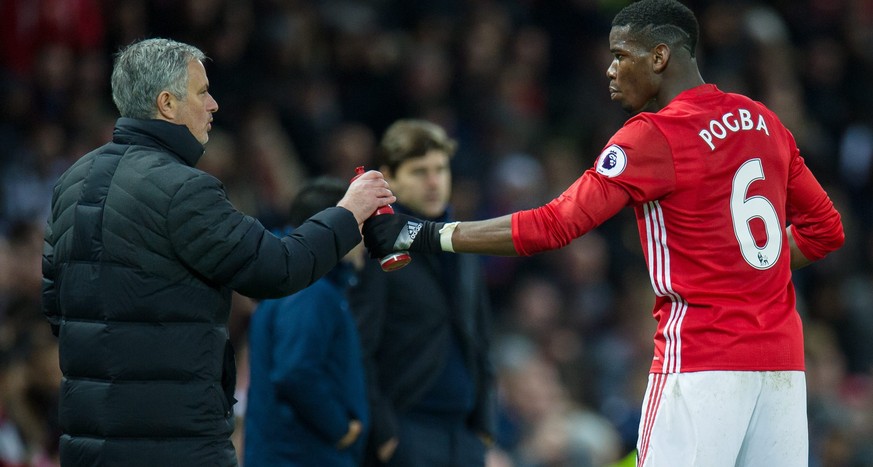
[444,215,517,255]
[362,213,519,258]
[363,169,633,259]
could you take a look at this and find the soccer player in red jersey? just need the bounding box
[363,0,844,465]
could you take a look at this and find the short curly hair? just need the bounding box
[612,0,699,57]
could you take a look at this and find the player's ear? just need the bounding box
[652,43,670,74]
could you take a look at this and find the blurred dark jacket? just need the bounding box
[245,261,369,466]
[349,205,496,464]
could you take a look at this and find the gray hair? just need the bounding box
[110,38,207,119]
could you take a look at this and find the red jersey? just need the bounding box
[512,84,844,373]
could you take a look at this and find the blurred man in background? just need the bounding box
[350,119,496,467]
[245,176,369,466]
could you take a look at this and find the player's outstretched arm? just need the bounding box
[445,215,516,255]
[362,213,517,258]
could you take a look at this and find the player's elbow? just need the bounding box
[821,214,846,255]
[832,221,846,250]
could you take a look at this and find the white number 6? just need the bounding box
[731,159,782,270]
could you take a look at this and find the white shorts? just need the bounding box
[636,371,808,467]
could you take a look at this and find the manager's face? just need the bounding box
[174,60,219,144]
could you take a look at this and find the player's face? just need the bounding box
[174,60,218,144]
[607,26,660,114]
[385,150,451,219]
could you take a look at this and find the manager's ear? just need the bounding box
[652,43,671,74]
[156,90,177,121]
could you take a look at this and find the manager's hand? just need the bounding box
[362,213,443,259]
[337,170,396,226]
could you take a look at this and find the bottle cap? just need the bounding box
[380,252,411,271]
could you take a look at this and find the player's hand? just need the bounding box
[336,419,363,449]
[338,170,396,225]
[362,213,442,258]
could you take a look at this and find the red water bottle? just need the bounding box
[352,166,411,271]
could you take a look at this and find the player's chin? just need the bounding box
[619,100,644,115]
[611,94,633,112]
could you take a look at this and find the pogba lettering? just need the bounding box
[698,108,769,151]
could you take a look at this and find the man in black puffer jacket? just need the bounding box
[41,38,395,467]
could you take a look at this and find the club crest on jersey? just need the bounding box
[596,144,627,177]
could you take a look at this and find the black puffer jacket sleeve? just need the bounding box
[168,171,360,299]
[41,217,60,336]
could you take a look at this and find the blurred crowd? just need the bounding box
[1,0,871,466]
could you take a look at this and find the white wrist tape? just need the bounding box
[439,222,460,253]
